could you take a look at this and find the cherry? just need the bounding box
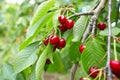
[110,60,120,78]
[57,38,66,49]
[58,24,67,32]
[89,66,99,78]
[43,38,49,46]
[49,35,59,46]
[46,58,51,64]
[80,77,84,80]
[58,15,67,24]
[66,19,74,29]
[79,45,85,53]
[97,22,106,30]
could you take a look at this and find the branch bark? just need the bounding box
[106,0,112,80]
[70,62,79,80]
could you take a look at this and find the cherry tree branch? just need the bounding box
[70,62,79,80]
[106,0,112,79]
[70,0,107,80]
[82,0,107,42]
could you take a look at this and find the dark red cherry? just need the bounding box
[46,59,51,64]
[97,22,106,30]
[79,45,85,53]
[58,24,67,32]
[43,38,49,46]
[89,66,99,78]
[110,60,120,78]
[66,19,74,29]
[58,15,67,24]
[49,35,59,46]
[57,38,66,49]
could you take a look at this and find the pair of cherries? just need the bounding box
[58,15,74,32]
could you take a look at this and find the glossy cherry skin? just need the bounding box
[43,38,49,46]
[58,24,67,32]
[110,60,120,78]
[79,45,85,53]
[46,59,51,64]
[57,38,66,49]
[49,35,59,46]
[97,22,106,30]
[89,66,99,78]
[58,15,67,24]
[66,20,74,29]
[79,77,84,80]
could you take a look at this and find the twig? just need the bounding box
[106,0,112,80]
[91,20,97,35]
[67,9,76,14]
[68,12,93,19]
[70,62,79,80]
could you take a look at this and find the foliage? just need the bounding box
[0,0,120,80]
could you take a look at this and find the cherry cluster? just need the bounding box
[43,34,66,50]
[58,15,74,32]
[43,35,66,64]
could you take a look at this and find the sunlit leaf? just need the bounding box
[31,0,55,26]
[72,16,88,42]
[19,12,54,50]
[14,42,39,73]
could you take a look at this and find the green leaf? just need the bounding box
[81,38,106,74]
[14,42,39,73]
[30,65,36,80]
[53,51,65,73]
[72,16,89,42]
[2,64,16,80]
[36,44,53,80]
[19,12,54,50]
[31,0,55,26]
[69,42,81,62]
[99,27,120,36]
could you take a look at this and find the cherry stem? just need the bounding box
[114,39,118,60]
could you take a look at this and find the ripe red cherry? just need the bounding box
[43,38,49,46]
[49,35,59,46]
[57,38,66,49]
[58,24,67,32]
[46,58,51,64]
[80,77,84,80]
[89,66,99,78]
[97,22,106,30]
[66,19,74,29]
[110,60,120,78]
[79,45,85,53]
[58,15,67,24]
